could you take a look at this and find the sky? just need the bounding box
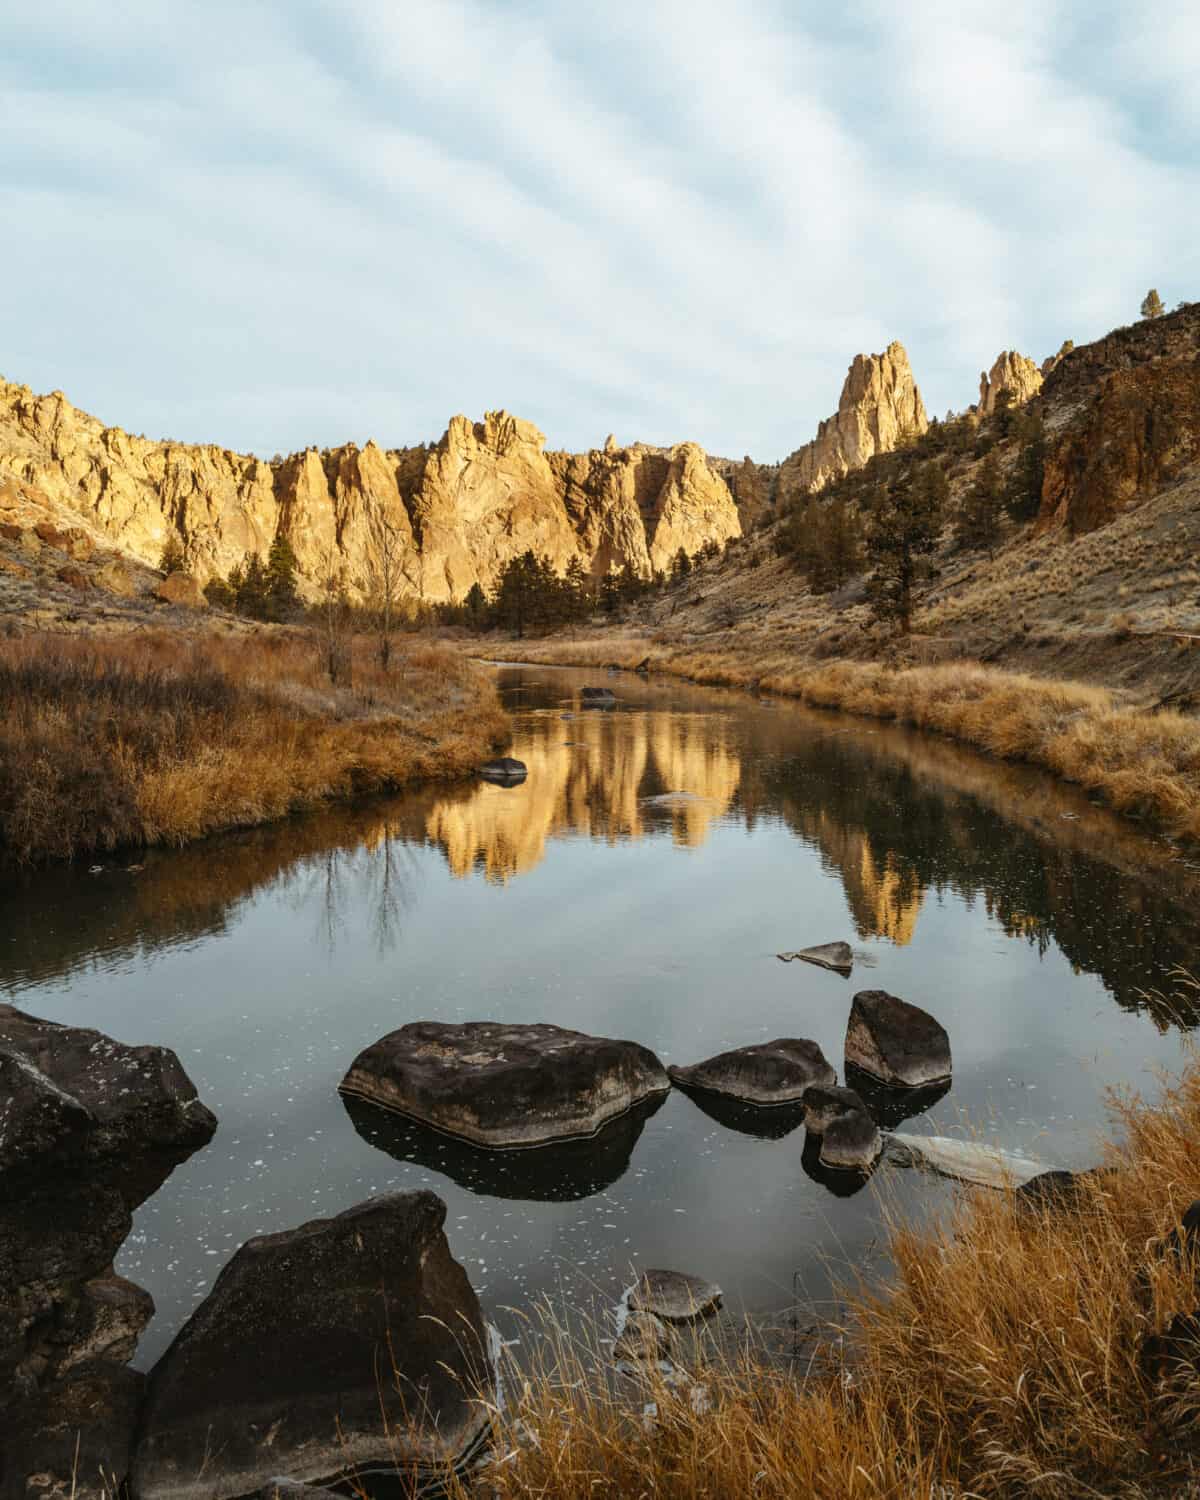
[3,1,1197,463]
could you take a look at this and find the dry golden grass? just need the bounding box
[441,1037,1200,1499]
[0,629,508,861]
[474,638,1200,842]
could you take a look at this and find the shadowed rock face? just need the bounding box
[844,990,951,1089]
[801,1084,882,1172]
[0,1005,217,1180]
[342,1090,664,1201]
[0,1008,216,1500]
[132,1192,492,1500]
[627,1269,722,1323]
[340,1021,670,1148]
[667,1038,835,1106]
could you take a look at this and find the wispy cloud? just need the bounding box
[1,0,1195,459]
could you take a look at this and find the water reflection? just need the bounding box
[672,1085,810,1141]
[344,1093,666,1202]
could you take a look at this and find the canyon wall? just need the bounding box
[0,386,743,603]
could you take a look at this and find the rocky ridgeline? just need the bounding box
[0,387,743,605]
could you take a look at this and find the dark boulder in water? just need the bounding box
[668,1038,835,1106]
[132,1192,492,1500]
[340,1020,670,1149]
[801,1083,882,1171]
[477,756,527,783]
[627,1268,722,1323]
[844,989,951,1089]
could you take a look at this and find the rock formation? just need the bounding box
[978,350,1043,416]
[775,342,928,504]
[667,1039,835,1106]
[132,1192,492,1499]
[1038,305,1200,536]
[0,381,742,603]
[844,990,951,1089]
[339,1021,671,1148]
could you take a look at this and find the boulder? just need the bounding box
[0,1005,217,1181]
[342,1090,664,1202]
[340,1021,670,1149]
[477,756,527,783]
[844,990,951,1088]
[5,1364,147,1500]
[132,1193,492,1500]
[884,1133,1050,1188]
[802,1083,882,1171]
[580,686,615,705]
[627,1269,721,1323]
[777,941,853,975]
[1015,1168,1107,1216]
[668,1038,835,1106]
[153,571,207,608]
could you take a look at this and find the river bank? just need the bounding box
[0,629,509,862]
[451,1042,1200,1500]
[469,633,1200,843]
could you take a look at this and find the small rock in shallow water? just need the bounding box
[777,941,854,975]
[477,756,527,783]
[884,1133,1050,1188]
[802,1084,882,1172]
[627,1269,722,1323]
[669,1038,835,1106]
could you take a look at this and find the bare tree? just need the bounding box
[317,547,353,687]
[360,499,419,669]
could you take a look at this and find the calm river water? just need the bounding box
[4,664,1199,1367]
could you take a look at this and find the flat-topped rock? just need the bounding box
[340,1021,670,1148]
[477,756,527,783]
[845,990,951,1089]
[0,1005,216,1183]
[132,1192,491,1500]
[802,1083,882,1171]
[777,941,853,975]
[884,1133,1050,1188]
[668,1038,835,1106]
[627,1269,722,1323]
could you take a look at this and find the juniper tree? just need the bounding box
[265,535,300,623]
[1141,288,1165,320]
[955,452,1004,554]
[159,533,185,574]
[1005,414,1047,524]
[865,462,945,633]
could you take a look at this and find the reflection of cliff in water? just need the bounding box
[4,668,1200,1029]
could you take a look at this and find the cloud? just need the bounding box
[1,0,1196,459]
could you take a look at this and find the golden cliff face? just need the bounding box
[0,384,742,602]
[775,341,928,504]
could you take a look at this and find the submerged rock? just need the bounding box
[777,941,854,975]
[340,1021,670,1148]
[884,1133,1051,1188]
[668,1039,835,1106]
[627,1269,722,1324]
[477,756,527,783]
[802,1083,882,1171]
[132,1192,492,1500]
[844,990,951,1089]
[343,1089,665,1201]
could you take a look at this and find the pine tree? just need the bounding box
[494,551,542,638]
[955,452,1004,553]
[599,570,621,617]
[159,533,185,574]
[1141,288,1165,320]
[464,582,488,631]
[1005,414,1047,523]
[234,554,270,620]
[672,547,692,580]
[265,535,299,621]
[865,462,945,633]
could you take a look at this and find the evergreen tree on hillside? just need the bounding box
[955,451,1004,553]
[600,569,621,617]
[564,557,592,623]
[865,462,945,633]
[1005,414,1047,524]
[672,547,692,580]
[1141,288,1165,320]
[265,535,299,621]
[235,554,270,619]
[159,533,185,574]
[494,551,540,638]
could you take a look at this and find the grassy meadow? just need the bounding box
[0,630,508,862]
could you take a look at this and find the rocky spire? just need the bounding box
[978,350,1043,417]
